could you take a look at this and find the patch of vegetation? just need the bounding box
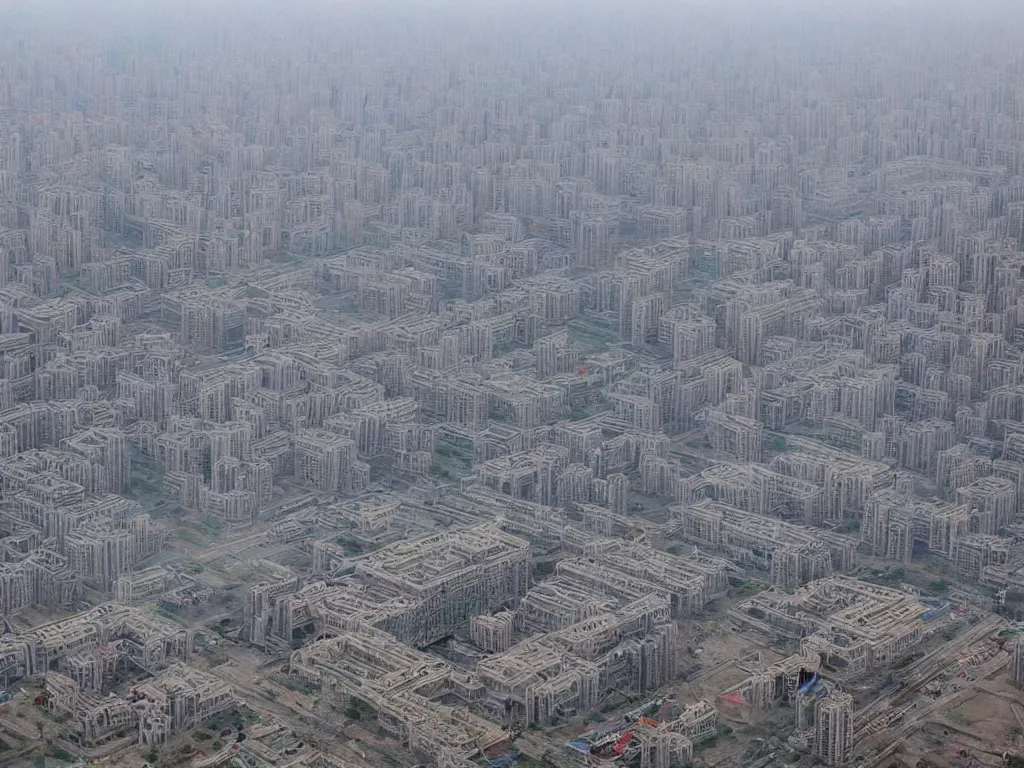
[344,707,361,720]
[348,696,376,719]
[145,749,159,763]
[863,567,905,584]
[428,463,452,479]
[570,409,586,421]
[177,527,201,544]
[729,578,761,597]
[695,735,718,751]
[929,579,950,594]
[201,516,225,536]
[276,676,318,695]
[517,755,550,767]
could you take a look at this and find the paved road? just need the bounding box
[175,528,270,564]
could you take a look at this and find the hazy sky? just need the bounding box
[2,0,1022,54]
[3,0,1020,23]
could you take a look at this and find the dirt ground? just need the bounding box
[889,679,1024,768]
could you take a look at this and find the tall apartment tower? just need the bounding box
[1012,637,1024,687]
[814,691,854,766]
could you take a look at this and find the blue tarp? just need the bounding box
[796,673,821,696]
[921,602,952,622]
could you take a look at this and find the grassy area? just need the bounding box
[728,577,763,598]
[176,527,202,545]
[201,516,225,536]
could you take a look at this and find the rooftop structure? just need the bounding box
[730,577,928,677]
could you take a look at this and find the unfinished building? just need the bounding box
[64,513,165,590]
[5,603,193,682]
[569,697,718,767]
[272,524,531,648]
[290,626,506,766]
[474,445,571,507]
[293,430,370,494]
[314,495,401,549]
[114,566,173,605]
[348,523,531,646]
[44,672,140,748]
[673,499,858,586]
[634,702,719,768]
[135,663,235,745]
[730,577,929,676]
[603,539,730,608]
[246,560,302,650]
[861,490,971,564]
[679,463,825,526]
[720,649,823,711]
[476,595,676,726]
[290,625,476,705]
[554,539,731,617]
[814,690,854,766]
[517,577,620,634]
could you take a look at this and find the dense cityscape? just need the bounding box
[1,2,1024,768]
